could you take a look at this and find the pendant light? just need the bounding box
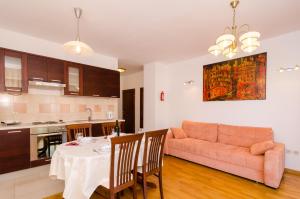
[63,8,93,55]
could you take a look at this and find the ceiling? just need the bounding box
[0,0,299,73]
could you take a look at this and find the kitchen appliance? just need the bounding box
[30,123,67,162]
[106,111,113,120]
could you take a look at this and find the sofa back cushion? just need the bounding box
[171,128,187,139]
[218,124,274,148]
[182,120,218,142]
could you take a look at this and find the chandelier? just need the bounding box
[63,8,93,55]
[208,0,261,58]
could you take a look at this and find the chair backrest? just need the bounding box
[102,122,115,136]
[142,129,168,175]
[110,133,144,191]
[66,123,92,141]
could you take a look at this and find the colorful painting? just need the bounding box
[203,53,266,101]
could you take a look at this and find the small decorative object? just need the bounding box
[160,91,165,101]
[208,0,261,58]
[183,80,195,86]
[114,120,120,136]
[203,52,266,101]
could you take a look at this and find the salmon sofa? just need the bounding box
[164,121,285,188]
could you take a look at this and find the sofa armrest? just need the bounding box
[264,143,285,188]
[164,129,174,155]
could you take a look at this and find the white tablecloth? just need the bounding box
[49,135,144,199]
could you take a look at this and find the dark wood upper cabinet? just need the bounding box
[64,62,83,96]
[0,128,30,174]
[0,49,28,93]
[83,66,120,98]
[47,58,64,83]
[27,54,48,81]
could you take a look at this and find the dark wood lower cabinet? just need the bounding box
[0,128,30,174]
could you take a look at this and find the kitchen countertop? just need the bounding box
[0,119,125,130]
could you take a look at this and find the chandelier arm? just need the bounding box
[238,24,250,35]
[223,26,232,34]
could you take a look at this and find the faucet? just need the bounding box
[85,107,92,121]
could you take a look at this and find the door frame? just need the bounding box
[122,89,135,133]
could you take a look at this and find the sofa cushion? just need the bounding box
[168,138,264,171]
[171,128,187,139]
[250,140,275,155]
[218,124,273,148]
[182,120,218,142]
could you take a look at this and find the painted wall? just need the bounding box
[163,31,300,170]
[0,28,118,70]
[119,71,144,132]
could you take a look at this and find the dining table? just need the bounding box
[49,134,145,199]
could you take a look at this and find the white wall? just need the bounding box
[144,62,169,131]
[0,28,118,69]
[163,31,300,170]
[119,71,144,132]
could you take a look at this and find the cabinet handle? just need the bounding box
[45,159,51,162]
[7,130,22,134]
[111,96,118,98]
[32,77,44,81]
[6,88,22,92]
[50,79,61,83]
[69,92,78,95]
[93,94,100,97]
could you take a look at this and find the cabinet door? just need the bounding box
[83,66,103,97]
[64,62,83,95]
[0,49,28,93]
[27,54,48,81]
[100,69,120,98]
[0,129,30,174]
[47,58,64,83]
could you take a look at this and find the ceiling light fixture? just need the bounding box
[117,67,126,73]
[208,0,261,58]
[279,65,299,72]
[63,8,93,55]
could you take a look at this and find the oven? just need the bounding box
[30,125,67,164]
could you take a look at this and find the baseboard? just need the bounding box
[285,168,300,176]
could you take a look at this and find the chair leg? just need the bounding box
[159,171,164,199]
[142,175,147,199]
[132,183,137,199]
[110,192,115,199]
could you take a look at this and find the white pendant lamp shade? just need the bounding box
[208,45,222,56]
[216,34,235,49]
[223,47,238,59]
[239,31,260,53]
[63,8,93,56]
[63,40,93,55]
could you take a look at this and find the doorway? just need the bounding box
[122,89,135,133]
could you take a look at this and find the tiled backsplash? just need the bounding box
[0,93,118,123]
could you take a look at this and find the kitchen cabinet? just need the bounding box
[64,62,83,95]
[27,55,65,84]
[83,66,120,98]
[27,54,48,81]
[0,128,30,174]
[0,48,28,93]
[47,58,64,83]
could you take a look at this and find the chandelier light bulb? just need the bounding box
[223,47,238,59]
[241,40,260,53]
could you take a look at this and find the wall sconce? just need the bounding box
[279,65,299,72]
[183,80,195,85]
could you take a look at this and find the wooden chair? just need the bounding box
[96,133,144,199]
[101,122,115,136]
[139,129,168,199]
[66,123,92,141]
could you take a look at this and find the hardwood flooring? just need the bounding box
[45,156,300,199]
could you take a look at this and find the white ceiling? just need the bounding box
[0,0,299,72]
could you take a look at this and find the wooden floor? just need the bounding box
[45,156,300,199]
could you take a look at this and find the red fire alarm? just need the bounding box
[160,91,165,101]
